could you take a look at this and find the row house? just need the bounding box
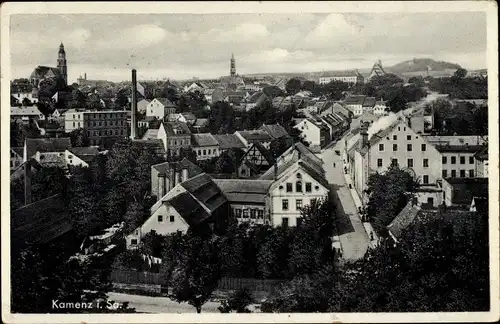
[318,70,364,85]
[320,112,350,141]
[293,116,331,149]
[343,95,380,117]
[258,123,290,141]
[202,88,224,104]
[126,173,231,247]
[163,122,192,156]
[435,144,484,179]
[212,134,246,153]
[146,98,177,120]
[191,133,221,160]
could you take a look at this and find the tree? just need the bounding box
[301,80,316,92]
[285,78,302,95]
[22,97,33,106]
[170,233,222,313]
[141,231,168,258]
[114,89,130,110]
[453,68,468,79]
[323,80,350,100]
[218,288,254,313]
[68,128,90,147]
[88,94,103,110]
[269,137,291,159]
[67,88,88,109]
[257,227,294,279]
[365,165,417,235]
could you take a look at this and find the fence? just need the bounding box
[110,269,286,294]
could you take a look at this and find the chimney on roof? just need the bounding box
[24,160,32,205]
[360,123,369,149]
[130,69,138,140]
[181,168,188,182]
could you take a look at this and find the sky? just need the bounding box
[9,12,487,83]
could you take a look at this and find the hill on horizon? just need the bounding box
[386,58,462,74]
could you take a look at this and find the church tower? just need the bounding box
[230,53,236,77]
[57,42,68,86]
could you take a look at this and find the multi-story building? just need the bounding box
[191,133,221,160]
[146,98,177,120]
[213,179,273,225]
[63,109,86,133]
[318,70,364,85]
[293,116,331,148]
[161,122,192,156]
[474,146,488,177]
[259,142,329,227]
[343,95,379,116]
[150,158,203,201]
[11,106,46,124]
[234,130,273,149]
[436,144,483,179]
[83,111,128,146]
[213,134,246,153]
[351,120,442,199]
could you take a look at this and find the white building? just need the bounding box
[146,98,177,120]
[293,117,331,148]
[12,91,38,104]
[63,108,86,132]
[259,143,329,227]
[318,70,364,85]
[373,100,388,116]
[191,133,221,160]
[10,106,45,123]
[137,99,150,114]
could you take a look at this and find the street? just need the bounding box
[320,139,370,261]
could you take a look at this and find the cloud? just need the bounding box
[96,24,170,50]
[206,23,269,44]
[304,14,361,48]
[66,28,91,48]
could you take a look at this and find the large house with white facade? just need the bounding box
[318,70,364,85]
[146,98,177,120]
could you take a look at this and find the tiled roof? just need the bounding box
[193,118,208,127]
[320,70,362,78]
[25,137,71,159]
[142,129,159,140]
[213,179,273,204]
[362,97,376,108]
[343,95,366,105]
[31,66,60,78]
[11,106,43,116]
[298,161,329,189]
[259,124,289,140]
[11,194,73,244]
[181,112,197,121]
[169,192,211,226]
[191,133,218,147]
[237,130,272,143]
[153,158,202,178]
[69,146,100,163]
[156,97,177,108]
[164,121,191,136]
[387,201,421,240]
[213,134,246,150]
[38,152,67,168]
[445,177,488,205]
[180,173,228,213]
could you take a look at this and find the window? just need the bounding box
[407,144,412,151]
[305,182,312,192]
[257,210,264,219]
[398,127,401,131]
[407,159,414,168]
[131,239,138,245]
[469,170,475,178]
[460,156,465,164]
[460,170,466,177]
[421,144,426,151]
[158,215,163,222]
[297,218,303,228]
[243,210,249,218]
[235,209,242,218]
[296,173,302,179]
[250,209,256,219]
[286,183,293,192]
[296,199,303,210]
[423,175,429,184]
[170,216,175,222]
[451,156,456,164]
[73,122,75,127]
[423,159,429,168]
[203,149,206,155]
[442,156,447,164]
[393,135,397,140]
[393,144,398,151]
[296,181,302,192]
[391,158,398,166]
[442,170,448,178]
[282,199,289,211]
[407,135,411,140]
[379,144,384,151]
[451,170,457,177]
[377,159,383,167]
[282,217,289,227]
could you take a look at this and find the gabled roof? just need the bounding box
[213,134,246,150]
[191,133,219,147]
[11,106,43,116]
[320,70,362,78]
[69,146,100,163]
[25,137,72,159]
[169,192,211,226]
[237,130,272,143]
[343,95,366,105]
[193,118,208,127]
[470,196,488,214]
[154,97,177,108]
[362,97,376,108]
[213,179,273,204]
[241,142,274,165]
[31,66,60,78]
[11,194,73,244]
[142,129,159,140]
[180,173,228,214]
[152,158,203,179]
[259,123,289,140]
[387,201,421,240]
[181,112,197,121]
[164,121,191,135]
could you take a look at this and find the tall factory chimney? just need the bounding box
[130,69,138,140]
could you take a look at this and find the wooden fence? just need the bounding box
[110,269,285,293]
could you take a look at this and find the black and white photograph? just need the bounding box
[1,1,498,323]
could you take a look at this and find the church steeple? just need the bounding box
[57,42,67,86]
[230,53,236,77]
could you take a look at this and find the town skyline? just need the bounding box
[10,12,487,83]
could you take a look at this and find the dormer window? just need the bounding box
[296,173,302,179]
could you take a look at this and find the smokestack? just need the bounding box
[84,73,87,80]
[24,160,32,205]
[359,123,368,149]
[130,69,138,140]
[182,168,188,182]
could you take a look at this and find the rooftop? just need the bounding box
[191,133,219,147]
[213,134,246,150]
[213,179,273,204]
[237,130,273,143]
[445,177,488,205]
[25,137,72,159]
[259,123,290,140]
